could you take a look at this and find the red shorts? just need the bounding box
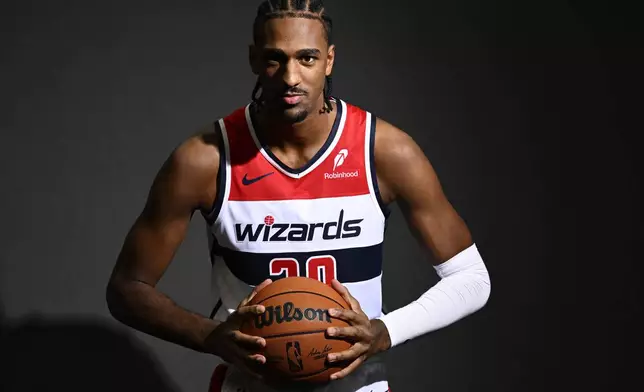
[208,364,229,392]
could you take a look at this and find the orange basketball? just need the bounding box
[240,277,352,384]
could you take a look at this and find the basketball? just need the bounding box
[240,277,352,384]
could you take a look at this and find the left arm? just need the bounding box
[372,117,491,347]
[327,118,491,379]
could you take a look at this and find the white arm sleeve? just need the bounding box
[377,243,491,347]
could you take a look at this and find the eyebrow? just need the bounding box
[262,48,322,57]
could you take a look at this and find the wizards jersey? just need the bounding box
[204,98,389,322]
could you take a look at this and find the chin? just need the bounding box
[282,107,309,123]
[266,103,308,123]
[263,98,311,123]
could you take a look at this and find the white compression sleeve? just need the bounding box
[377,243,491,347]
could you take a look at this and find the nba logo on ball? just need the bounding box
[286,341,303,372]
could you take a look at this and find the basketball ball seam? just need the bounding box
[262,328,339,340]
[254,290,348,309]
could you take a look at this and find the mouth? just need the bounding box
[281,94,305,105]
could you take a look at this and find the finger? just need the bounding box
[240,278,272,307]
[327,325,366,342]
[227,345,266,379]
[248,353,267,365]
[236,304,267,317]
[231,330,267,350]
[328,308,364,325]
[240,351,267,365]
[330,356,365,381]
[327,344,367,363]
[229,304,266,325]
[249,278,273,301]
[245,352,269,379]
[331,279,361,312]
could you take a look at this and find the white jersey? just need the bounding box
[203,98,390,323]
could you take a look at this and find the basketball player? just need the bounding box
[106,1,491,391]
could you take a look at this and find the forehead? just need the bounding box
[258,17,327,50]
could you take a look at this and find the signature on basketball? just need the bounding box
[308,344,332,360]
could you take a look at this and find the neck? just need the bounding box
[254,99,337,149]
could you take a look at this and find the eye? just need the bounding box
[301,56,316,64]
[263,53,282,66]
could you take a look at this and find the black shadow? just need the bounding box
[1,314,179,392]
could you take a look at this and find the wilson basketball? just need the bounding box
[240,277,352,384]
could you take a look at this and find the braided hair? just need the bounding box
[251,0,334,113]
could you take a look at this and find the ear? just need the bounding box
[249,44,260,75]
[325,44,335,76]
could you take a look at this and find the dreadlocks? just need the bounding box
[251,0,334,113]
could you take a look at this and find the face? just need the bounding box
[250,17,335,123]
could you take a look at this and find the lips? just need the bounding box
[282,94,304,105]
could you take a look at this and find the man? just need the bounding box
[106,1,491,391]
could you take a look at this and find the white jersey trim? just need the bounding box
[244,99,348,179]
[214,118,232,226]
[363,111,386,223]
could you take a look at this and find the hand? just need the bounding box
[204,279,272,379]
[325,279,391,381]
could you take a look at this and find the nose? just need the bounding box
[281,59,302,88]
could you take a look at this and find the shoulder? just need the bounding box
[373,117,428,178]
[150,122,222,212]
[171,123,221,177]
[372,117,439,204]
[373,117,420,159]
[341,99,418,155]
[171,104,250,181]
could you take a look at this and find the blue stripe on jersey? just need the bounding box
[216,244,383,286]
[201,121,227,224]
[369,116,391,219]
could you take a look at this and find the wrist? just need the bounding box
[198,318,223,355]
[369,319,391,354]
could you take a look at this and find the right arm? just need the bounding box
[106,128,221,353]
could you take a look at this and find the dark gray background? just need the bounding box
[1,1,641,391]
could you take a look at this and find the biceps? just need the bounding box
[374,122,473,263]
[394,155,472,262]
[400,194,472,263]
[112,208,192,287]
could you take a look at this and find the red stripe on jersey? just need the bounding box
[224,102,371,202]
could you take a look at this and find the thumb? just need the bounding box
[239,279,272,307]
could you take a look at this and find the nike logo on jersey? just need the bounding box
[242,172,274,185]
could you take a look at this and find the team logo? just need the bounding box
[234,210,363,243]
[286,341,304,372]
[325,148,359,179]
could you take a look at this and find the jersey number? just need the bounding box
[269,256,337,285]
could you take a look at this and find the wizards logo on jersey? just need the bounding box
[234,210,363,243]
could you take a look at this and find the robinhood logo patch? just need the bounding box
[325,148,359,179]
